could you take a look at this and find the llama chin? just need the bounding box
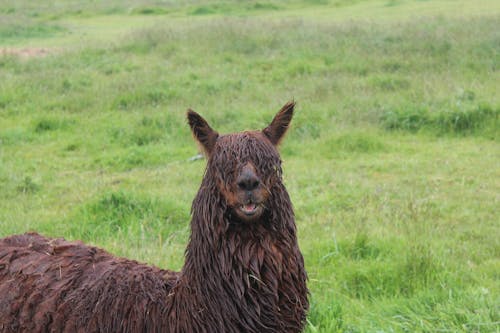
[0,101,308,333]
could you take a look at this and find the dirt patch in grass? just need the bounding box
[0,47,54,58]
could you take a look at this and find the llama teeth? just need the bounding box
[241,203,257,213]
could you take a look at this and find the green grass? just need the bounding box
[0,22,65,40]
[1,1,499,331]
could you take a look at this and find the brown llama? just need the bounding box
[0,101,308,333]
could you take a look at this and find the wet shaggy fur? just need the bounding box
[0,102,308,333]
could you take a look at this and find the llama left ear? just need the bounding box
[263,101,295,146]
[187,110,219,155]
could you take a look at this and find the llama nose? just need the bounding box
[237,172,260,191]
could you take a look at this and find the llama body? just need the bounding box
[0,233,174,332]
[0,102,308,333]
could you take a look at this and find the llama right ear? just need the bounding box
[187,110,219,155]
[263,101,295,146]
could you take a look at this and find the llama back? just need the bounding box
[0,233,176,333]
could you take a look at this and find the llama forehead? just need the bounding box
[215,132,279,160]
[210,131,282,177]
[218,130,265,142]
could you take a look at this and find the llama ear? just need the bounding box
[187,109,219,155]
[263,101,295,146]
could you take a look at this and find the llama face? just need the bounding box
[188,101,295,222]
[210,132,280,222]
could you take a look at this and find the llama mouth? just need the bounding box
[240,203,259,215]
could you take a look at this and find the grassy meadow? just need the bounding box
[1,0,499,331]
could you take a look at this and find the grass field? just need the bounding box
[1,1,499,331]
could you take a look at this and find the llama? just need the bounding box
[0,101,308,333]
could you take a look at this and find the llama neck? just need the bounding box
[170,186,307,332]
[170,184,308,332]
[182,211,293,294]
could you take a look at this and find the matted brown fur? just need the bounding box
[0,102,308,333]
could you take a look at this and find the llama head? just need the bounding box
[187,101,295,223]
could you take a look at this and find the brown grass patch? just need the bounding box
[0,47,53,58]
